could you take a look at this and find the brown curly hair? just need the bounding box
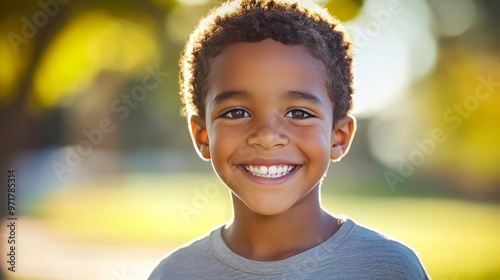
[180,0,354,124]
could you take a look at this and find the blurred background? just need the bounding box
[1,0,499,279]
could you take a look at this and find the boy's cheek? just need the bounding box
[290,126,331,145]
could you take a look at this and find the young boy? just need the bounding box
[149,0,429,278]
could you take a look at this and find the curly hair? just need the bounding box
[180,0,353,124]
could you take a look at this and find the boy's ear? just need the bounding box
[330,114,356,162]
[189,115,210,161]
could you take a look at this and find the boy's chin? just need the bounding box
[241,199,295,217]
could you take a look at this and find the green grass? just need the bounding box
[36,173,500,279]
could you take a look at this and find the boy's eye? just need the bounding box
[222,108,250,119]
[285,109,311,119]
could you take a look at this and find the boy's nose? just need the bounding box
[246,117,289,149]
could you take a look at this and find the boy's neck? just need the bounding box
[222,187,340,261]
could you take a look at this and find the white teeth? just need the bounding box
[268,166,277,175]
[260,166,268,174]
[244,164,296,178]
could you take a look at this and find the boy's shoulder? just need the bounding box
[147,226,223,280]
[338,218,428,278]
[148,218,429,279]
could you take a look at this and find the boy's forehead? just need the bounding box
[211,39,323,72]
[207,39,328,95]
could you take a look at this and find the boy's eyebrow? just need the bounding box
[210,90,249,108]
[283,90,322,105]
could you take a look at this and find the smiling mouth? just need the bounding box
[242,164,297,178]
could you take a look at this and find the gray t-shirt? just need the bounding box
[149,217,429,279]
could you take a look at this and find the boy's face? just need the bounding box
[190,39,355,216]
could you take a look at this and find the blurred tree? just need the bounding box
[0,0,173,167]
[409,0,500,197]
[414,44,500,197]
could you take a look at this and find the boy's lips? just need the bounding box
[236,159,302,184]
[243,164,297,178]
[237,164,301,185]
